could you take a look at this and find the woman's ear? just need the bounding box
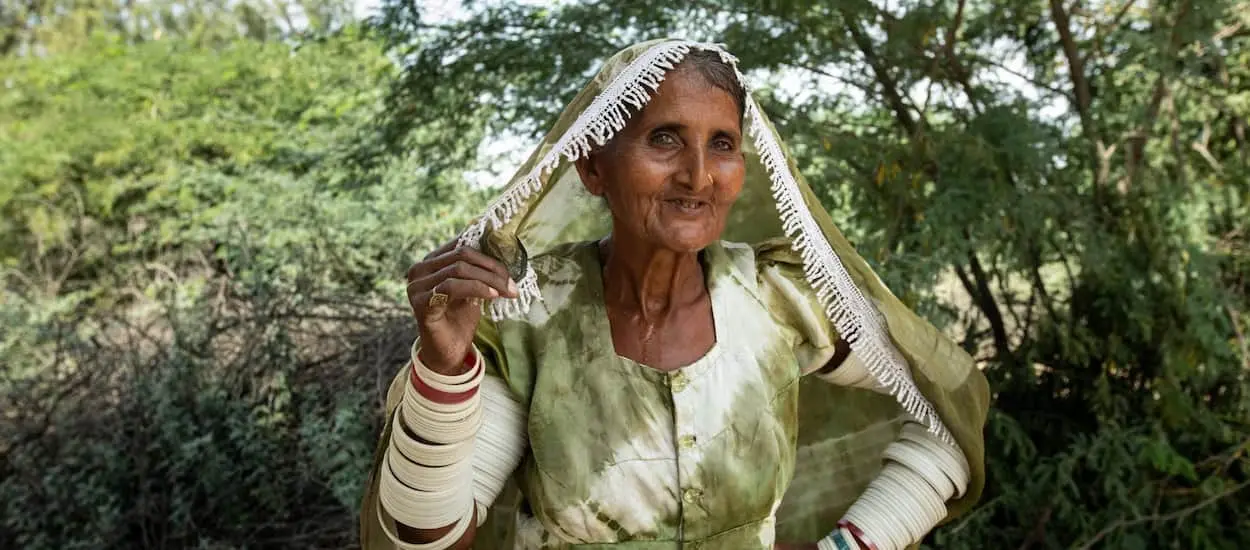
[575,154,605,197]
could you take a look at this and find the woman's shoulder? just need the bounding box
[496,240,598,328]
[709,238,804,278]
[746,237,804,267]
[529,240,597,287]
[531,240,596,263]
[478,241,599,400]
[713,238,826,330]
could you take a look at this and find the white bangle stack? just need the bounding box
[833,422,971,550]
[471,374,528,523]
[377,342,486,550]
[377,341,530,549]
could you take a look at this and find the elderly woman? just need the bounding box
[360,39,988,550]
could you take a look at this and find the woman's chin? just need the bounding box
[625,219,724,253]
[656,230,721,253]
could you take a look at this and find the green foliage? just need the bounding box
[1,266,398,549]
[1,8,487,549]
[2,23,388,291]
[1,0,352,55]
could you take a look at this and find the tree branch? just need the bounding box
[1089,0,1140,59]
[1122,77,1168,190]
[1073,480,1250,550]
[842,13,919,135]
[944,0,966,61]
[1167,87,1191,188]
[1048,0,1098,142]
[966,53,1074,98]
[1027,244,1062,327]
[1049,0,1113,202]
[1190,122,1223,173]
[1121,0,1191,191]
[782,61,877,97]
[955,249,1013,362]
[1016,505,1053,550]
[1229,306,1250,372]
[1213,21,1244,41]
[968,249,1013,361]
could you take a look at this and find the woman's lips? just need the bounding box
[664,198,710,215]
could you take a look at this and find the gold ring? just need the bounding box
[707,173,713,184]
[428,291,449,309]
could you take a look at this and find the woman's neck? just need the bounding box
[599,235,706,322]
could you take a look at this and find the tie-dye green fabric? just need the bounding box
[358,237,982,549]
[489,240,802,549]
[437,238,887,549]
[359,238,898,549]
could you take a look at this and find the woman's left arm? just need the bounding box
[755,240,982,550]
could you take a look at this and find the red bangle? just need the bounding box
[837,520,878,550]
[410,351,479,404]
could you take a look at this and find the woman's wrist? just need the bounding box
[416,346,477,376]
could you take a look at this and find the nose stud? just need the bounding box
[707,173,714,184]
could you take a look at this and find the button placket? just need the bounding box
[671,367,710,544]
[670,367,696,538]
[671,371,697,457]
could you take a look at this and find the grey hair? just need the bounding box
[674,48,746,121]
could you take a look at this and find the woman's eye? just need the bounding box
[650,132,678,146]
[713,138,735,151]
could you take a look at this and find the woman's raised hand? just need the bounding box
[406,239,518,374]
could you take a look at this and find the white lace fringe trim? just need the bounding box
[454,40,956,447]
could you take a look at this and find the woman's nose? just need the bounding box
[680,150,710,191]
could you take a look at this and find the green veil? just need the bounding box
[453,38,988,544]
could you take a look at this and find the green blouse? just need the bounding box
[467,239,852,549]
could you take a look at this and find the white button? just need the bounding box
[670,371,688,392]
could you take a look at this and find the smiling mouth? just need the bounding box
[665,198,709,213]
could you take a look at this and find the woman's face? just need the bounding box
[577,67,746,253]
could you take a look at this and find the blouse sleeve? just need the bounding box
[754,238,887,393]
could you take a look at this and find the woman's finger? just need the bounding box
[408,259,511,300]
[430,246,512,281]
[413,278,499,320]
[422,237,461,261]
[407,238,466,281]
[416,249,516,296]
